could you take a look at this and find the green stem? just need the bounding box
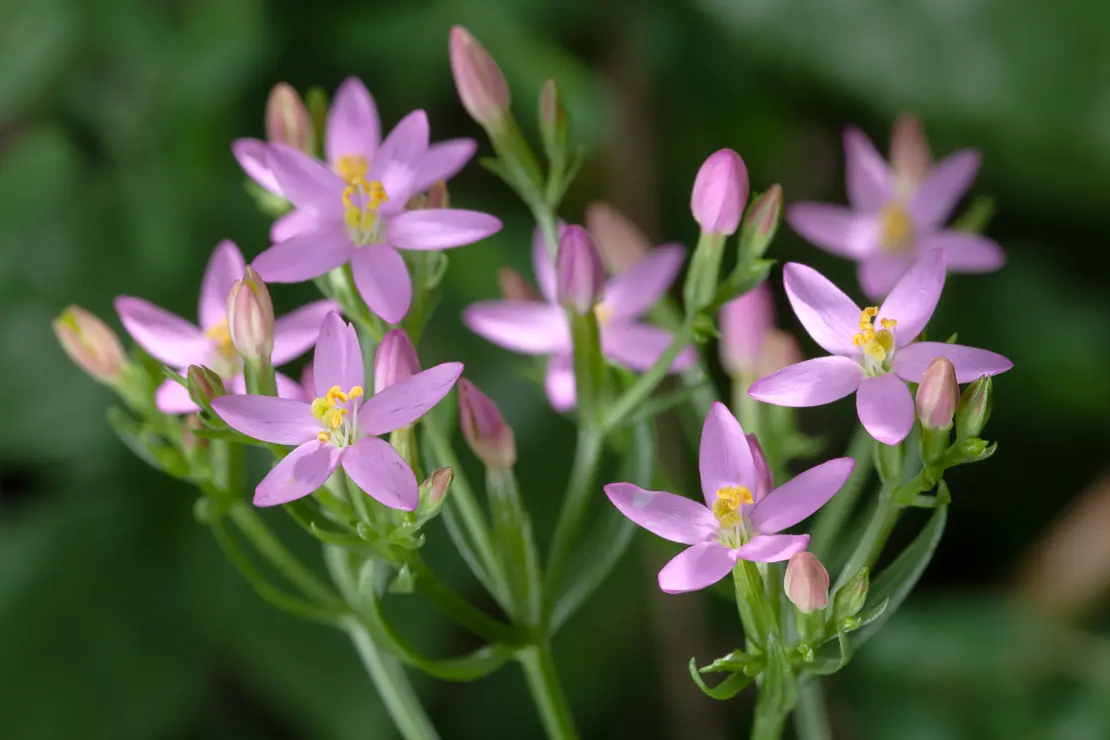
[833,490,901,593]
[751,696,788,740]
[543,426,605,608]
[406,556,522,645]
[229,502,339,603]
[808,427,875,560]
[794,681,833,740]
[568,311,604,425]
[602,319,696,431]
[519,641,579,740]
[244,357,277,396]
[732,374,764,445]
[732,559,777,652]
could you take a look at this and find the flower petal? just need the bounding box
[463,301,570,355]
[783,262,863,356]
[267,143,346,217]
[856,374,915,445]
[114,297,208,367]
[733,534,809,563]
[909,149,980,228]
[325,77,380,165]
[387,209,502,251]
[232,138,281,195]
[747,357,864,407]
[359,362,463,435]
[368,109,429,205]
[412,138,477,193]
[313,311,364,396]
[155,378,199,414]
[544,353,577,412]
[878,248,946,347]
[198,240,246,330]
[750,458,855,534]
[601,244,686,322]
[532,224,560,303]
[211,395,319,444]
[857,255,912,302]
[270,208,317,243]
[275,371,307,401]
[918,231,1005,273]
[341,436,419,511]
[605,482,719,545]
[253,225,353,284]
[787,204,881,259]
[272,299,340,365]
[699,402,756,506]
[601,323,694,373]
[350,244,412,325]
[658,542,738,594]
[844,127,893,211]
[254,441,341,507]
[893,342,1013,384]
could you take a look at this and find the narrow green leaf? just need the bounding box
[688,658,753,700]
[106,407,190,480]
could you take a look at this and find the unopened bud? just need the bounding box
[916,357,959,431]
[738,184,782,259]
[497,267,540,302]
[374,329,421,394]
[956,375,993,441]
[458,379,516,469]
[585,202,651,275]
[539,78,568,164]
[226,267,275,362]
[415,467,453,524]
[187,365,227,413]
[891,113,931,196]
[720,284,774,375]
[785,552,830,614]
[265,83,314,154]
[426,180,450,209]
[449,26,510,131]
[833,567,869,621]
[759,331,802,377]
[555,225,605,315]
[691,149,749,236]
[747,433,774,500]
[53,306,128,384]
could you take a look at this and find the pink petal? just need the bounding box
[252,226,353,284]
[747,357,864,407]
[313,312,364,397]
[270,208,318,243]
[532,223,562,303]
[601,323,694,373]
[750,458,855,534]
[325,77,380,166]
[601,244,686,322]
[275,372,307,401]
[254,441,341,507]
[918,231,1005,273]
[878,248,946,347]
[719,283,775,372]
[843,127,893,212]
[748,434,773,501]
[462,301,570,355]
[909,149,980,228]
[657,542,738,593]
[733,534,809,563]
[857,255,912,302]
[856,374,915,445]
[783,262,863,356]
[232,138,281,195]
[545,352,577,412]
[350,244,412,325]
[699,402,756,507]
[368,110,429,205]
[387,209,502,251]
[272,299,340,365]
[266,143,346,218]
[211,395,319,444]
[155,378,199,414]
[787,203,881,259]
[198,240,247,330]
[114,297,208,368]
[358,362,463,435]
[893,342,1013,384]
[412,138,477,193]
[605,482,718,544]
[341,436,419,511]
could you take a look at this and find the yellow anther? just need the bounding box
[717,511,742,529]
[310,398,331,420]
[323,407,348,430]
[880,318,898,330]
[336,155,369,183]
[317,431,332,443]
[879,203,914,252]
[713,485,754,527]
[204,319,235,358]
[863,307,878,318]
[349,386,364,399]
[594,303,613,325]
[326,386,349,405]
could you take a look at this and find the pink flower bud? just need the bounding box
[691,149,750,236]
[226,267,274,362]
[916,356,959,430]
[449,26,510,131]
[426,467,453,504]
[759,331,802,378]
[890,113,932,196]
[53,306,128,384]
[720,284,775,375]
[785,552,829,614]
[187,364,227,409]
[497,267,540,302]
[555,225,605,315]
[265,83,314,154]
[746,184,783,239]
[375,328,421,394]
[747,433,774,500]
[458,379,516,469]
[426,180,450,209]
[585,202,651,276]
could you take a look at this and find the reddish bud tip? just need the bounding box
[226,267,275,362]
[265,83,314,154]
[747,184,783,239]
[785,552,830,614]
[53,306,128,384]
[916,356,959,430]
[555,225,605,315]
[497,267,540,302]
[458,379,516,469]
[449,26,510,130]
[374,329,422,395]
[691,149,750,236]
[585,202,651,276]
[891,113,932,195]
[426,467,454,505]
[746,434,774,500]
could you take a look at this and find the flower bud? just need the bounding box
[226,267,274,362]
[265,82,314,154]
[833,567,869,622]
[415,467,453,524]
[691,149,750,236]
[720,284,774,376]
[497,267,540,302]
[187,365,227,414]
[539,78,568,164]
[956,375,993,441]
[555,225,605,315]
[585,202,651,276]
[53,306,128,384]
[916,357,959,431]
[449,26,510,131]
[747,433,774,500]
[374,329,421,394]
[426,180,450,209]
[758,331,802,377]
[738,184,782,260]
[458,379,516,469]
[891,113,931,197]
[785,552,830,614]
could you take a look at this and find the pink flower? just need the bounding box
[787,126,1005,300]
[605,403,853,593]
[719,283,802,378]
[114,240,337,414]
[212,312,463,509]
[747,250,1012,445]
[463,225,695,412]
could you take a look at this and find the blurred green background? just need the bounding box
[5,0,1110,737]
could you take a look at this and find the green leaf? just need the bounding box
[106,407,191,481]
[688,658,754,700]
[952,196,996,234]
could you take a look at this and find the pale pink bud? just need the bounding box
[426,180,450,209]
[720,284,775,375]
[916,356,959,430]
[265,83,314,154]
[449,26,510,130]
[785,552,830,614]
[759,331,803,378]
[426,467,453,504]
[226,267,274,362]
[747,434,774,500]
[555,225,605,315]
[53,306,128,384]
[458,379,516,469]
[891,113,932,196]
[375,329,421,394]
[497,267,540,302]
[691,149,750,236]
[585,202,651,275]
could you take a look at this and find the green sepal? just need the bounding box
[388,563,416,595]
[688,658,755,700]
[106,407,191,480]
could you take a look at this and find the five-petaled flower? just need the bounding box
[212,312,462,509]
[605,403,854,593]
[747,250,1012,445]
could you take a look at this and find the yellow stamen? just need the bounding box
[311,398,331,420]
[712,485,754,528]
[204,319,235,358]
[326,385,349,405]
[323,407,348,430]
[336,155,369,182]
[349,386,364,399]
[594,303,613,326]
[852,306,897,364]
[317,431,332,443]
[879,203,914,253]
